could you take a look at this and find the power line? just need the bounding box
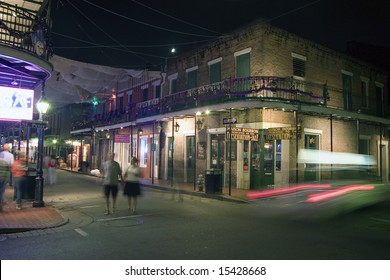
[82,0,219,38]
[131,0,223,36]
[65,0,154,65]
[267,0,321,22]
[51,33,167,60]
[52,31,214,49]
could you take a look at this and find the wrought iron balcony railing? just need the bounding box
[0,1,50,58]
[87,76,329,130]
[137,76,328,118]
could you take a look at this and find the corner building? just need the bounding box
[92,21,390,192]
[157,21,389,190]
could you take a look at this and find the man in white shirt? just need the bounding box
[0,144,14,203]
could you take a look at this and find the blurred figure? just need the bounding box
[0,144,14,202]
[47,155,57,185]
[67,152,78,169]
[101,153,123,215]
[123,157,141,214]
[11,153,27,210]
[43,155,50,184]
[0,157,10,211]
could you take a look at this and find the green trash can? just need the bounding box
[205,169,222,194]
[22,168,37,200]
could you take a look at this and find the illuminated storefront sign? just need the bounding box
[266,126,301,140]
[0,86,34,120]
[114,134,130,143]
[226,127,259,141]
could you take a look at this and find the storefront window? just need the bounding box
[129,137,137,162]
[275,140,282,171]
[210,134,224,170]
[140,137,147,167]
[264,141,273,173]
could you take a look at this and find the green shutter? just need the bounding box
[187,70,197,89]
[210,62,221,83]
[342,73,352,111]
[236,53,250,78]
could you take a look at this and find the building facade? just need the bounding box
[0,1,52,160]
[74,21,390,191]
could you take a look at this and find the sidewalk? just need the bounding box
[0,171,250,234]
[0,186,67,234]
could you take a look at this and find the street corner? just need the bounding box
[0,203,68,234]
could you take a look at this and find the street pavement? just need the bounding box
[0,169,249,234]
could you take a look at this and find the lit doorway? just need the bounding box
[167,137,173,180]
[210,134,224,169]
[304,133,320,182]
[251,130,274,189]
[185,136,195,183]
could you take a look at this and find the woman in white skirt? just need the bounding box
[123,157,141,213]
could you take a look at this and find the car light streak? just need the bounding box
[306,184,375,203]
[247,184,332,199]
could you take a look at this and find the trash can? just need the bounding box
[22,168,37,200]
[205,169,222,194]
[80,161,89,173]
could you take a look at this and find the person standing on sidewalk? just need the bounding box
[0,144,14,203]
[101,153,123,215]
[10,153,28,210]
[123,157,141,214]
[0,157,10,211]
[47,155,57,185]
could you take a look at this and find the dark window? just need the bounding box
[210,62,221,83]
[236,53,250,78]
[187,70,197,89]
[171,79,177,94]
[118,96,123,111]
[376,85,384,117]
[155,84,161,98]
[342,73,353,111]
[293,57,305,77]
[361,80,368,108]
[142,88,148,101]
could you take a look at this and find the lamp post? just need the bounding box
[33,94,49,208]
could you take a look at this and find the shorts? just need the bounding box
[104,184,118,198]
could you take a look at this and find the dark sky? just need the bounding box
[50,0,390,70]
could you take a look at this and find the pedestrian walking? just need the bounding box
[10,153,28,210]
[47,155,57,185]
[101,153,123,215]
[123,157,141,214]
[0,157,10,211]
[43,155,50,183]
[0,144,14,203]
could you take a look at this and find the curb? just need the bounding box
[142,183,248,204]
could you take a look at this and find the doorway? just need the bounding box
[250,130,274,190]
[167,137,173,180]
[186,135,195,183]
[210,134,224,185]
[380,142,388,183]
[304,133,320,182]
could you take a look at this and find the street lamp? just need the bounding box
[174,122,180,132]
[33,95,49,208]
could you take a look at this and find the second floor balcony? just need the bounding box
[89,76,329,129]
[0,1,52,89]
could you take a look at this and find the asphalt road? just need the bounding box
[0,170,390,260]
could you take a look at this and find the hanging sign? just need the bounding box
[114,134,130,143]
[226,127,259,141]
[266,126,301,140]
[223,117,237,125]
[21,120,47,129]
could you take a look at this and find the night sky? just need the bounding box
[50,0,390,70]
